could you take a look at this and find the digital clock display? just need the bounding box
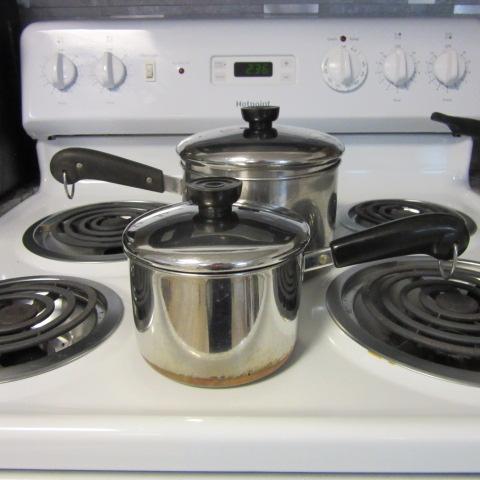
[234,62,273,77]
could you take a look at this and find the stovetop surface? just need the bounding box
[0,135,480,473]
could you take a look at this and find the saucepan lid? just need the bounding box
[123,177,310,274]
[176,106,344,173]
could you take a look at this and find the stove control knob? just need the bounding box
[383,47,415,87]
[47,53,77,90]
[321,46,368,92]
[95,52,126,90]
[433,48,466,87]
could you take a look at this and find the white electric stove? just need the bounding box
[0,17,480,478]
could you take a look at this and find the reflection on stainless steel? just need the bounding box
[184,163,339,252]
[0,276,123,382]
[327,258,480,386]
[163,174,184,195]
[124,201,310,273]
[177,106,343,253]
[129,257,302,387]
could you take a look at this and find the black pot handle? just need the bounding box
[330,213,469,268]
[431,112,480,138]
[50,148,166,193]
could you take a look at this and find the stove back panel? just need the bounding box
[21,17,480,139]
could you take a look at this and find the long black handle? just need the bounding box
[50,148,166,193]
[330,213,469,268]
[431,112,480,138]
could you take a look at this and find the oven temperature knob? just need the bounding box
[433,48,466,87]
[383,47,415,87]
[47,53,77,90]
[95,52,126,90]
[321,46,368,92]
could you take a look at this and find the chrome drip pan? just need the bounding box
[327,258,480,386]
[0,276,123,382]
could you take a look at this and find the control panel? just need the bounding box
[21,18,480,138]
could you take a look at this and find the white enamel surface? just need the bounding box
[21,18,480,138]
[95,52,126,90]
[47,53,77,90]
[383,47,415,87]
[433,48,466,87]
[1,134,480,473]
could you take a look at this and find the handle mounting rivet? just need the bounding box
[146,177,153,184]
[319,254,329,265]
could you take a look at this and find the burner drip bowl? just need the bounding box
[327,260,480,385]
[0,276,122,381]
[23,202,163,262]
[345,199,476,234]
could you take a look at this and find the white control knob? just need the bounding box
[433,48,466,87]
[48,53,77,90]
[383,47,415,87]
[95,52,126,90]
[322,46,368,92]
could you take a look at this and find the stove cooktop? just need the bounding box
[0,131,477,473]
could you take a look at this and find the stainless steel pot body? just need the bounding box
[183,161,340,252]
[129,256,303,387]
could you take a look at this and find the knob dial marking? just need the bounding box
[383,47,415,87]
[47,53,77,90]
[322,46,368,92]
[95,52,127,90]
[433,48,466,87]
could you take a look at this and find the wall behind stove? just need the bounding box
[0,0,38,216]
[16,0,480,23]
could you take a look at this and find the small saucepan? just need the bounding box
[122,177,469,387]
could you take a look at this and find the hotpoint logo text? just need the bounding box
[235,100,271,108]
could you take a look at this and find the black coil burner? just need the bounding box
[0,276,122,382]
[346,199,476,234]
[327,259,480,386]
[23,201,163,262]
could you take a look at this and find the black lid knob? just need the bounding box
[241,106,279,138]
[187,177,242,219]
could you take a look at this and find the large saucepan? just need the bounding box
[50,106,342,254]
[120,177,468,387]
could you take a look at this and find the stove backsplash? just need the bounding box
[17,0,480,26]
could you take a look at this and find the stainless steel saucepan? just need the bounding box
[50,106,343,255]
[121,177,469,388]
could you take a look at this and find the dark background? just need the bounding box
[0,0,37,214]
[2,0,480,213]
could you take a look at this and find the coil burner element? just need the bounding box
[0,276,122,382]
[327,259,480,386]
[345,199,476,234]
[23,201,163,262]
